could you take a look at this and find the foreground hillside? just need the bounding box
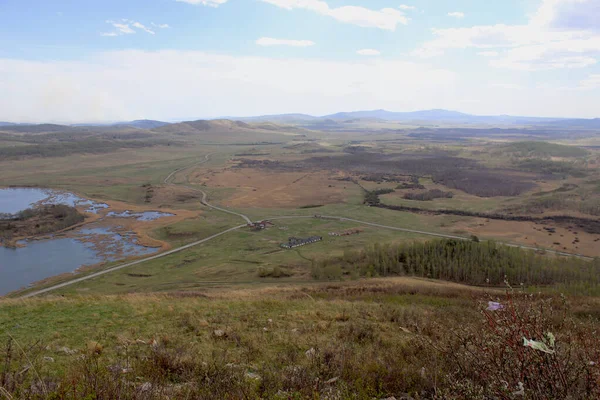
[1,278,599,399]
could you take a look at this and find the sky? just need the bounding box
[0,0,599,123]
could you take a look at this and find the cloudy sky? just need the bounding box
[0,0,599,123]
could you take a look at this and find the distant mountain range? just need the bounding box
[1,110,599,130]
[234,113,317,123]
[113,120,171,129]
[71,119,171,129]
[228,109,599,129]
[237,109,564,124]
[0,119,296,139]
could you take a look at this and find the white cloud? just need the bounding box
[0,50,457,123]
[579,74,600,89]
[357,49,381,56]
[2,50,599,122]
[489,83,522,90]
[448,12,465,18]
[398,5,416,11]
[256,37,315,47]
[132,22,155,35]
[531,0,600,31]
[478,51,499,57]
[490,45,598,70]
[101,19,168,37]
[108,21,136,35]
[413,0,600,70]
[260,0,409,31]
[175,0,228,6]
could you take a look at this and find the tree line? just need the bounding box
[314,239,600,294]
[403,189,454,201]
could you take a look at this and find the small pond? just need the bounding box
[107,210,175,221]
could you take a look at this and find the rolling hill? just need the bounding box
[539,118,600,129]
[0,124,86,134]
[226,109,593,127]
[235,113,317,123]
[151,119,304,143]
[114,119,170,129]
[1,110,597,131]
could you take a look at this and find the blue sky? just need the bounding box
[0,0,599,122]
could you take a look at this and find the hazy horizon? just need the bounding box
[2,106,599,126]
[1,0,599,123]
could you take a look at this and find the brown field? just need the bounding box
[141,184,203,209]
[450,218,600,257]
[190,167,360,208]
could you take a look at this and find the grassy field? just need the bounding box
[0,279,483,397]
[1,278,599,398]
[28,218,426,296]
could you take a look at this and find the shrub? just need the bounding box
[428,292,600,399]
[403,189,454,201]
[257,266,292,278]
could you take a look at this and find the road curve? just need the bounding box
[193,188,252,224]
[164,153,252,224]
[163,154,212,185]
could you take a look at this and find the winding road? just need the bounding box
[18,154,596,298]
[163,154,252,224]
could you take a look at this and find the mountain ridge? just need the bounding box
[1,110,599,129]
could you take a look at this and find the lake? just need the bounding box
[0,188,160,296]
[0,188,54,214]
[0,238,103,296]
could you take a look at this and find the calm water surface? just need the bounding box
[0,238,102,296]
[107,210,175,221]
[0,188,159,296]
[0,188,52,214]
[0,187,108,215]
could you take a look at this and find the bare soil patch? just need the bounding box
[449,218,600,257]
[143,185,202,207]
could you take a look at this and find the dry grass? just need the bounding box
[190,167,359,208]
[450,218,600,257]
[1,279,598,398]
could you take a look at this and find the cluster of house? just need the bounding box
[280,236,322,249]
[247,220,274,230]
[328,228,363,237]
